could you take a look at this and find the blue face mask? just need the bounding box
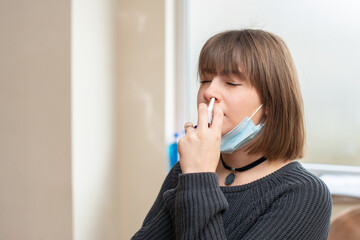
[221,105,264,154]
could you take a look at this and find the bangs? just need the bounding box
[198,33,247,80]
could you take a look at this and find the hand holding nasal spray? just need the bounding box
[180,97,221,174]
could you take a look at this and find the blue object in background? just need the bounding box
[168,132,179,170]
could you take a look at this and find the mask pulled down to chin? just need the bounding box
[220,105,264,154]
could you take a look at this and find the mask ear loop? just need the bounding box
[249,104,263,120]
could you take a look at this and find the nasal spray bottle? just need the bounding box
[208,98,215,125]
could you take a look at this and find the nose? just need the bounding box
[203,77,221,103]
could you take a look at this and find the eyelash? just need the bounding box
[227,82,242,86]
[200,81,241,86]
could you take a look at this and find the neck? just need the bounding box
[220,148,263,169]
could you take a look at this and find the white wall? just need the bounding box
[71,0,121,239]
[0,1,73,239]
[117,0,167,238]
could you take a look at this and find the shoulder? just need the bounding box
[275,161,332,217]
[260,161,331,198]
[236,162,332,239]
[285,162,331,199]
[253,161,332,215]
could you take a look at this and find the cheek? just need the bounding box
[225,98,247,120]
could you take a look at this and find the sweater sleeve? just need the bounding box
[163,172,229,240]
[241,177,332,240]
[131,163,181,240]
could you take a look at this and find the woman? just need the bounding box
[132,29,332,239]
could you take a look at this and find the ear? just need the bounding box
[264,104,269,116]
[258,105,268,124]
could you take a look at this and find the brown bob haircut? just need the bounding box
[198,29,305,160]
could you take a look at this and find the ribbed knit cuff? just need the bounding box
[177,172,220,191]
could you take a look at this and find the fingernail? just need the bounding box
[194,125,197,129]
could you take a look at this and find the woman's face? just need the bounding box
[197,74,264,136]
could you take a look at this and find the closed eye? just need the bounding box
[200,80,211,84]
[200,80,242,86]
[226,82,242,86]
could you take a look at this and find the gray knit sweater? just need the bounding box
[132,161,332,239]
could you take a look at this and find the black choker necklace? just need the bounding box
[220,153,267,186]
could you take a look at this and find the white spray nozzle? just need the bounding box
[208,98,215,124]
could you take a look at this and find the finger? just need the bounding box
[184,122,194,129]
[210,104,224,132]
[185,126,195,135]
[197,103,208,131]
[184,122,195,134]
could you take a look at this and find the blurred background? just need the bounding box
[1,0,359,239]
